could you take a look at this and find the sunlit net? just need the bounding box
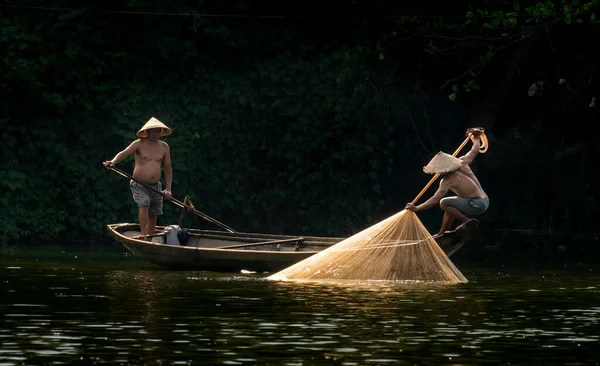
[268,210,467,284]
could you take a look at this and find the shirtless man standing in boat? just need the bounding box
[103,117,173,240]
[405,128,489,238]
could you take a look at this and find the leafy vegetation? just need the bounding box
[2,0,598,250]
[1,1,428,243]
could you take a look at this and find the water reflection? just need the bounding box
[2,254,600,365]
[263,279,492,364]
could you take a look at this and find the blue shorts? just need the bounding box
[441,196,489,216]
[130,180,163,216]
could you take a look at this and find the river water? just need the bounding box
[1,245,599,365]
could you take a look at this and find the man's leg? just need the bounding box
[147,214,158,237]
[434,210,455,238]
[131,181,153,240]
[446,207,469,229]
[435,198,470,237]
[146,183,163,239]
[138,206,150,239]
[442,206,470,232]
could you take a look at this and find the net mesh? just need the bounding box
[267,210,467,284]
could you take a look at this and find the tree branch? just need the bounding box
[374,59,402,100]
[437,32,534,90]
[438,62,485,90]
[403,105,432,154]
[421,100,435,151]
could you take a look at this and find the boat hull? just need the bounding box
[107,220,477,272]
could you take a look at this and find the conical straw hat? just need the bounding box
[423,152,461,174]
[136,117,172,138]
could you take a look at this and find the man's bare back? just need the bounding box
[133,139,169,184]
[441,164,487,199]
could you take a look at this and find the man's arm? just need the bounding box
[460,135,481,165]
[162,143,172,198]
[103,140,139,167]
[409,180,450,212]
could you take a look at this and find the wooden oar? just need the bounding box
[107,166,237,233]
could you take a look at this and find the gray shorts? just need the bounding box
[130,180,163,216]
[441,196,489,216]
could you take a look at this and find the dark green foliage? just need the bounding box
[0,1,426,243]
[2,0,599,250]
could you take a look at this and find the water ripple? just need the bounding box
[2,261,600,365]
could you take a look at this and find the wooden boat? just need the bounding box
[107,219,478,273]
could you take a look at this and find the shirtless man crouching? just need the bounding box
[104,117,173,240]
[405,128,489,238]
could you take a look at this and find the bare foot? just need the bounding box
[432,233,443,239]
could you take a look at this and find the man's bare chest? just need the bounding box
[137,146,164,163]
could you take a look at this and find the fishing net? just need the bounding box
[268,129,488,284]
[267,209,467,283]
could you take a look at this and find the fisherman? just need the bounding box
[405,128,489,238]
[103,117,173,240]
